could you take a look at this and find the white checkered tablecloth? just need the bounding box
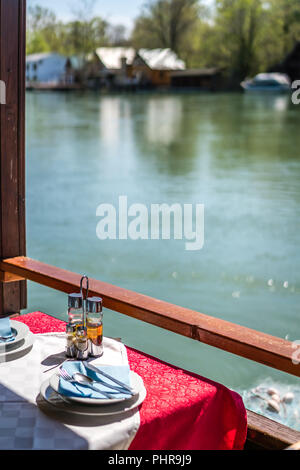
[0,334,140,450]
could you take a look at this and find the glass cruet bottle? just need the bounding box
[86,296,103,357]
[67,293,84,328]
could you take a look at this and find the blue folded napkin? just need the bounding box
[58,361,132,400]
[0,317,14,343]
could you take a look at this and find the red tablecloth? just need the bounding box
[15,312,247,450]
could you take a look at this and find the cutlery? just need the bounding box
[59,368,113,399]
[69,371,130,396]
[84,361,134,394]
[80,368,134,395]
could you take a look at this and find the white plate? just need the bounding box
[49,370,140,405]
[0,331,34,362]
[40,372,146,416]
[0,320,30,352]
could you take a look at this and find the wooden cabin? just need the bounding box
[132,48,186,88]
[86,47,186,90]
[86,47,136,89]
[1,0,300,451]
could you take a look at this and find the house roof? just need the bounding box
[137,49,186,71]
[94,47,136,70]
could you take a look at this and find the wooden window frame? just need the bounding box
[0,0,26,316]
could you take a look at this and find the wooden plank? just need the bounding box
[0,0,27,315]
[246,410,300,450]
[1,256,300,378]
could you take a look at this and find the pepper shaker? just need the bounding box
[65,293,84,358]
[86,296,103,357]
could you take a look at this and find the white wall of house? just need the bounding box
[26,53,69,84]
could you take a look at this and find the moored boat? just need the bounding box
[241,73,291,93]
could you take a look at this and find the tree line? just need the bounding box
[27,0,300,81]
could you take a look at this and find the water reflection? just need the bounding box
[99,97,132,146]
[242,93,291,112]
[206,93,300,171]
[132,95,201,176]
[145,96,183,145]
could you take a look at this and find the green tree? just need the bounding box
[212,0,265,81]
[26,1,109,57]
[107,24,129,46]
[61,18,108,58]
[56,0,108,58]
[267,0,300,55]
[131,0,202,55]
[26,5,59,54]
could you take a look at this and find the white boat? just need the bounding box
[241,73,291,93]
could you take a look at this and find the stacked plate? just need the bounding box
[0,320,34,362]
[40,366,147,417]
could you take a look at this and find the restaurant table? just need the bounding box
[0,312,247,450]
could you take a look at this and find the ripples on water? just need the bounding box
[26,91,300,427]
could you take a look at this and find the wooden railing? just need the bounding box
[1,256,299,377]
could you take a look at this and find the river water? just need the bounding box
[25,91,300,426]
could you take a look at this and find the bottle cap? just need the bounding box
[86,296,103,314]
[68,293,83,309]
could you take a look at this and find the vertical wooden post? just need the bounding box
[0,0,27,316]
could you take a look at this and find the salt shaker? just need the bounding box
[86,296,103,357]
[65,323,77,358]
[75,326,89,360]
[65,293,83,358]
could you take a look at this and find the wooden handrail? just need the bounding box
[1,256,299,378]
[247,410,300,450]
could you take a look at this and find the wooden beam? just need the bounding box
[246,410,300,450]
[0,0,27,316]
[0,271,24,283]
[1,256,300,378]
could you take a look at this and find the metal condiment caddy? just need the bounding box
[65,275,104,360]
